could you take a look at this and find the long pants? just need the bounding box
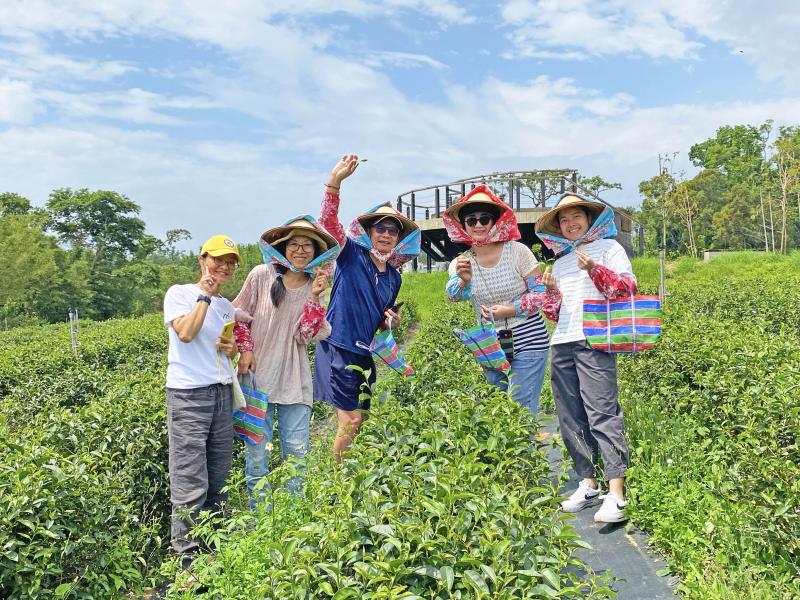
[550,341,628,480]
[245,402,311,509]
[167,383,233,554]
[484,349,549,415]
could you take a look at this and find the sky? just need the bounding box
[2,0,800,249]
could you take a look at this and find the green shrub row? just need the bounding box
[0,315,170,599]
[620,277,800,599]
[170,303,614,599]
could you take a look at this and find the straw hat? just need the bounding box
[357,204,418,239]
[535,193,606,236]
[262,217,337,254]
[444,186,505,222]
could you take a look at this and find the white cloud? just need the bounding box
[500,0,702,60]
[0,79,42,123]
[364,51,449,70]
[500,0,800,83]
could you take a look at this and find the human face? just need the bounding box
[462,211,495,241]
[369,220,400,254]
[201,253,238,283]
[285,235,316,270]
[558,206,590,242]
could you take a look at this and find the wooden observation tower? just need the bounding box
[395,169,644,271]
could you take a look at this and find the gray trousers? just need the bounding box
[167,383,233,554]
[550,341,628,480]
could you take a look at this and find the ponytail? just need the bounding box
[271,265,288,308]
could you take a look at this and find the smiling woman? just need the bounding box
[162,234,241,560]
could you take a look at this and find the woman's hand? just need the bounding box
[542,265,558,290]
[217,335,237,358]
[198,261,220,296]
[481,304,515,320]
[328,154,359,187]
[238,350,256,374]
[310,270,329,302]
[575,251,596,271]
[382,308,399,329]
[455,255,472,284]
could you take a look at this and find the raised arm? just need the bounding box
[576,248,638,299]
[320,154,360,246]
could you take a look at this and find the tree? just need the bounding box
[577,175,622,197]
[689,122,773,184]
[0,214,59,320]
[639,157,677,252]
[46,188,147,266]
[0,192,32,217]
[772,126,800,253]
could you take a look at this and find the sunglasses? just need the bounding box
[372,223,400,236]
[464,214,494,227]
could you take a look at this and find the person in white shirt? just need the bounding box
[163,234,240,558]
[536,194,638,524]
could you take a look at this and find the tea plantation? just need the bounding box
[0,252,798,598]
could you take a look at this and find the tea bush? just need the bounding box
[0,315,170,599]
[620,270,800,598]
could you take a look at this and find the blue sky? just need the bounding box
[1,0,799,250]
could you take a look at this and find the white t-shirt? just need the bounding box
[163,283,235,389]
[550,239,635,346]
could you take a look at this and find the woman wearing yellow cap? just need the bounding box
[162,234,240,560]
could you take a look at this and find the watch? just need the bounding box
[197,294,212,304]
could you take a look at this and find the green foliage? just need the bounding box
[0,315,170,598]
[619,256,800,598]
[168,303,613,598]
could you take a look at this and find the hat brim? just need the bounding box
[262,223,337,254]
[357,211,417,240]
[535,199,605,236]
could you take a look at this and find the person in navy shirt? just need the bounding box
[316,155,420,460]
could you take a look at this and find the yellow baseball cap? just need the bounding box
[200,235,241,262]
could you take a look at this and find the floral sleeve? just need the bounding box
[588,264,638,299]
[541,289,562,322]
[513,273,546,316]
[319,191,346,245]
[446,274,472,301]
[234,321,254,353]
[298,300,327,340]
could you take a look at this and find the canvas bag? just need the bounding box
[583,294,662,353]
[232,372,269,445]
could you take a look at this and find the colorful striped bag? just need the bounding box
[583,295,662,353]
[232,374,269,445]
[356,318,414,377]
[452,318,511,373]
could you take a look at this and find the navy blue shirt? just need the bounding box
[326,240,401,355]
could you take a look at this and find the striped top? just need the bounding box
[550,239,634,346]
[448,241,550,353]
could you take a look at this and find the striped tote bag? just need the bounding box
[583,295,662,353]
[452,319,511,373]
[232,374,269,445]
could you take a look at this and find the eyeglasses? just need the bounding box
[286,241,315,252]
[373,223,400,236]
[464,214,494,227]
[209,255,238,269]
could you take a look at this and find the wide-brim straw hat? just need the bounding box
[357,204,418,239]
[262,218,338,254]
[444,187,505,222]
[535,193,607,236]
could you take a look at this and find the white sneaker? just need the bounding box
[560,480,601,513]
[593,492,628,523]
